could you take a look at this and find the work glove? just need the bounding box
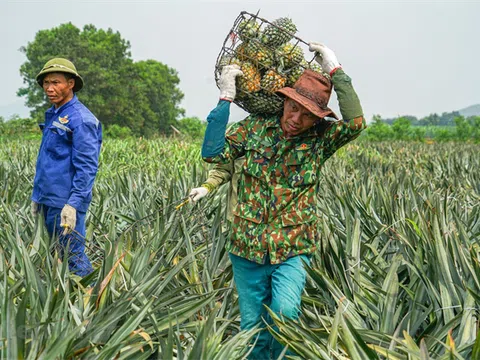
[61,204,76,235]
[31,201,40,217]
[308,42,341,75]
[189,186,210,202]
[218,64,243,101]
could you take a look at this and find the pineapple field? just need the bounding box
[1,137,479,359]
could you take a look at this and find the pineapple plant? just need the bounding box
[3,136,480,358]
[261,69,287,93]
[261,17,297,48]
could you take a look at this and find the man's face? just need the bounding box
[280,98,320,137]
[42,72,75,108]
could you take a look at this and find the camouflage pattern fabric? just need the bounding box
[203,113,366,264]
[203,158,243,222]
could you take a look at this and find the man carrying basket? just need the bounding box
[201,42,366,359]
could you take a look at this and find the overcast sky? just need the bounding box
[1,0,479,122]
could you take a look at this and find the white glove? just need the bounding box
[31,201,40,217]
[218,64,243,101]
[61,204,76,235]
[189,186,210,202]
[308,42,341,74]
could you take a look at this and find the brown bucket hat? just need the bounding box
[277,69,338,120]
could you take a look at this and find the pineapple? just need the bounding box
[284,59,330,86]
[235,42,250,61]
[286,66,305,86]
[236,61,261,94]
[218,55,236,67]
[217,57,261,94]
[308,62,323,73]
[261,69,287,93]
[277,43,304,68]
[237,18,261,41]
[261,17,297,48]
[242,40,275,68]
[307,61,331,79]
[241,91,284,114]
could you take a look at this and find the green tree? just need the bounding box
[470,116,480,143]
[364,114,394,141]
[420,113,440,126]
[454,115,472,142]
[132,60,185,136]
[391,117,412,140]
[433,128,455,142]
[0,115,40,139]
[17,23,184,135]
[411,126,426,142]
[104,124,132,139]
[175,117,206,139]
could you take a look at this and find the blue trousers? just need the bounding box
[42,205,93,276]
[229,253,310,360]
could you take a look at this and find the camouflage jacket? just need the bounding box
[203,158,243,222]
[203,69,366,264]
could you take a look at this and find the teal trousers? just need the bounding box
[229,253,310,360]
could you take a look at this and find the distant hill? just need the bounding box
[458,104,480,117]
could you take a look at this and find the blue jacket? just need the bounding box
[32,95,102,213]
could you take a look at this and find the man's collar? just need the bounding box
[300,124,321,138]
[263,115,281,129]
[47,94,78,114]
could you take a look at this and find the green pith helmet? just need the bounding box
[36,58,84,92]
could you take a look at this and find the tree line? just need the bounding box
[363,115,480,142]
[380,111,473,127]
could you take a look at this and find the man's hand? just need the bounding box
[219,64,243,101]
[61,204,76,235]
[189,186,210,202]
[308,42,341,74]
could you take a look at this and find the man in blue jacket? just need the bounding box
[31,58,102,277]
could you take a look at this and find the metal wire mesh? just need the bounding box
[214,11,321,115]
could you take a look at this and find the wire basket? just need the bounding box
[214,11,325,115]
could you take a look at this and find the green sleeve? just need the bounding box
[331,68,363,120]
